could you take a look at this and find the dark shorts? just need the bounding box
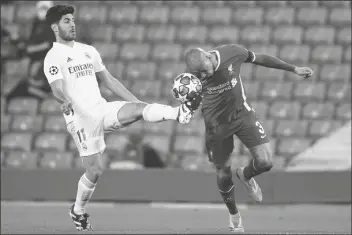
[205,110,270,167]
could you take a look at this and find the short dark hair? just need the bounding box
[45,5,74,25]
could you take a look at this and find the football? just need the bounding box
[171,73,202,103]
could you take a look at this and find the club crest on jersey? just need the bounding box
[231,77,237,87]
[228,64,234,75]
[85,52,91,59]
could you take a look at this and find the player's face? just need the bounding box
[197,52,214,79]
[57,14,76,41]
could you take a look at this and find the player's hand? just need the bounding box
[185,94,203,112]
[294,67,313,79]
[60,101,73,116]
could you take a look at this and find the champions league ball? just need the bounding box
[172,73,202,103]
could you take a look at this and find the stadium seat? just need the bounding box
[227,1,256,7]
[250,101,269,120]
[256,1,287,7]
[108,5,138,24]
[194,0,224,7]
[131,79,162,99]
[165,0,193,6]
[11,115,43,133]
[39,152,74,169]
[15,3,37,23]
[105,0,131,5]
[152,43,182,61]
[1,77,22,96]
[335,103,351,121]
[174,135,204,155]
[279,45,310,64]
[91,42,119,61]
[320,64,350,82]
[239,63,253,80]
[202,7,231,25]
[289,1,319,7]
[260,82,293,101]
[158,62,186,81]
[176,25,207,44]
[327,83,351,103]
[34,133,67,152]
[275,120,308,138]
[345,46,351,62]
[208,26,239,45]
[302,102,335,120]
[146,25,176,42]
[77,4,107,23]
[254,67,285,81]
[0,96,5,116]
[5,151,38,169]
[329,8,351,26]
[277,138,312,157]
[7,98,38,115]
[269,101,301,119]
[4,59,29,77]
[293,82,326,102]
[142,134,172,157]
[308,120,343,138]
[273,26,303,45]
[175,120,205,136]
[139,6,169,24]
[337,28,351,46]
[249,44,279,57]
[40,98,61,115]
[105,61,125,81]
[1,132,33,151]
[240,26,271,44]
[125,62,156,80]
[143,121,174,135]
[320,0,349,7]
[44,115,67,132]
[171,7,200,25]
[120,43,150,61]
[265,7,294,25]
[1,2,15,23]
[1,115,11,133]
[304,26,335,45]
[233,7,264,25]
[242,81,259,100]
[296,8,327,26]
[87,25,114,42]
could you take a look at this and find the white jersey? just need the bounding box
[44,41,107,117]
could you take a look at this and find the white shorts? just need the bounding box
[64,101,129,157]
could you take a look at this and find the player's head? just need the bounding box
[46,4,76,41]
[185,48,214,80]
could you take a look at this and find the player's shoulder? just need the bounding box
[44,46,62,63]
[212,44,249,68]
[76,41,98,53]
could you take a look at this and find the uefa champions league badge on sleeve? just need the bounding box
[49,66,59,75]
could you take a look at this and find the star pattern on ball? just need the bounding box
[49,66,59,75]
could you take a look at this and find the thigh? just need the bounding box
[205,129,234,168]
[65,114,106,157]
[103,101,146,132]
[235,111,270,149]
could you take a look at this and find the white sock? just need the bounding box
[142,103,179,122]
[74,174,96,215]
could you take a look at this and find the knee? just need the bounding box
[216,166,232,183]
[87,163,104,178]
[255,152,273,173]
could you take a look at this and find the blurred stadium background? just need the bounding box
[0,0,351,233]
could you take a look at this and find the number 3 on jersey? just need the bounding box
[255,121,267,139]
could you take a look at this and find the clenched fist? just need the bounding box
[294,67,314,79]
[60,101,73,115]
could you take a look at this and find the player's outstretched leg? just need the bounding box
[216,165,244,233]
[70,152,105,231]
[236,142,273,202]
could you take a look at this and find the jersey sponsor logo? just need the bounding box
[206,81,232,94]
[68,63,94,79]
[49,66,59,75]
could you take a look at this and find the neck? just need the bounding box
[56,37,74,48]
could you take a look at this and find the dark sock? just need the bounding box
[219,182,238,215]
[243,159,260,180]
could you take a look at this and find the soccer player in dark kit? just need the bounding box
[184,44,313,232]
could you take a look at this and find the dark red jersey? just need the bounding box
[201,44,252,126]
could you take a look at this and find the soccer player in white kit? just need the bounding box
[43,5,201,231]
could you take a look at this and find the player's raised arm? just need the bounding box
[248,51,313,78]
[91,47,140,102]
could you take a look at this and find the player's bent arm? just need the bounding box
[96,69,140,102]
[250,53,296,73]
[49,79,72,105]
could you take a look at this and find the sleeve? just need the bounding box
[43,53,64,84]
[226,44,256,64]
[90,46,106,73]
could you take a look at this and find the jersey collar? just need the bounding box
[208,50,221,72]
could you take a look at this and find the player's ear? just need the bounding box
[51,23,58,33]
